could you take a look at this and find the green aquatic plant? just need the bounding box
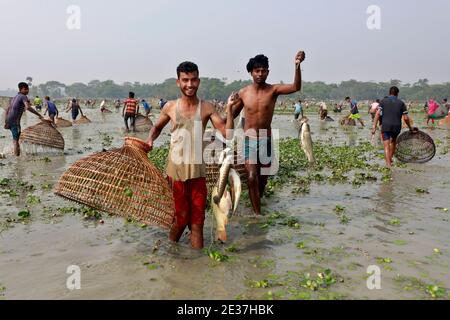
[100,132,114,148]
[17,210,31,220]
[81,207,102,220]
[225,245,238,253]
[426,285,446,299]
[41,183,53,190]
[204,249,229,262]
[26,194,41,205]
[299,269,338,291]
[148,144,170,173]
[296,241,306,249]
[1,189,18,197]
[415,187,429,194]
[248,279,270,288]
[393,240,408,246]
[124,187,133,198]
[57,206,78,214]
[377,257,393,264]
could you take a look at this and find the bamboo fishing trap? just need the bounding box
[54,137,175,228]
[135,114,153,132]
[74,115,91,124]
[395,130,436,163]
[20,119,65,152]
[55,117,73,127]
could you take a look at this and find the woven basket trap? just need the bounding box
[395,130,436,163]
[75,115,91,124]
[135,114,153,132]
[20,120,65,150]
[55,117,72,127]
[54,137,175,228]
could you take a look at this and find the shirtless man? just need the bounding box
[146,61,234,249]
[229,51,305,215]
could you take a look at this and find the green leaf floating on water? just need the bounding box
[426,285,446,299]
[204,249,229,262]
[18,210,31,219]
[26,194,41,205]
[0,178,10,186]
[415,187,429,194]
[124,187,133,198]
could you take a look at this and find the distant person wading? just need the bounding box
[123,92,139,133]
[44,96,59,124]
[66,98,84,123]
[372,86,416,168]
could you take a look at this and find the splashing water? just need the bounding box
[20,143,63,156]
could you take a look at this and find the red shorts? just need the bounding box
[167,177,207,226]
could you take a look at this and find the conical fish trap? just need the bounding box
[135,114,153,132]
[56,117,72,127]
[395,130,436,163]
[75,115,91,124]
[20,120,65,150]
[54,137,175,228]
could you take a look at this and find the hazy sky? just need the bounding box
[1,0,449,89]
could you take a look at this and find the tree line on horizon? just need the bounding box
[25,78,450,102]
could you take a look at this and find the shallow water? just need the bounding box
[0,108,449,300]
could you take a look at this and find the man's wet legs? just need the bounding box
[245,162,261,215]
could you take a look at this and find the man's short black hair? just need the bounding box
[376,99,380,103]
[246,54,269,73]
[177,61,199,78]
[444,98,448,102]
[345,97,350,101]
[389,86,400,96]
[129,92,135,98]
[18,82,29,90]
[45,96,50,100]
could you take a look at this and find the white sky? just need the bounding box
[1,0,449,89]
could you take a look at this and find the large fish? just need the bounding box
[211,186,232,242]
[298,119,315,165]
[228,168,241,216]
[213,149,233,204]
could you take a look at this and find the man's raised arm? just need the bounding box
[274,50,305,95]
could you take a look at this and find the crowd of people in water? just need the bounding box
[3,50,450,249]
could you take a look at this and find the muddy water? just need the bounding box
[0,108,449,300]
